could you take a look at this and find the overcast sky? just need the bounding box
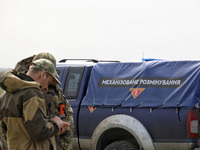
[0,0,200,68]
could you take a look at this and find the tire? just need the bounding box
[104,140,138,150]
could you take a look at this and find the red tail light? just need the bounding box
[187,109,199,138]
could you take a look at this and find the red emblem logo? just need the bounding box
[88,106,96,113]
[130,88,145,99]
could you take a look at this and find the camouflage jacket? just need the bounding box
[0,72,59,149]
[44,85,74,150]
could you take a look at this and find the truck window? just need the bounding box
[64,67,84,99]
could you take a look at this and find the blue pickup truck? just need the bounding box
[56,59,200,150]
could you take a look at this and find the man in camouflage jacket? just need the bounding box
[0,52,74,150]
[44,85,74,150]
[0,58,67,149]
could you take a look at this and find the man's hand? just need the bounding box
[50,116,70,135]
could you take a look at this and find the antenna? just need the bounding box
[142,52,144,61]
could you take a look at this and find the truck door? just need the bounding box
[62,66,85,139]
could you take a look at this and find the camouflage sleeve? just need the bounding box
[23,90,59,141]
[57,87,74,150]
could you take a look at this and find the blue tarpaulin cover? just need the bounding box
[82,61,200,108]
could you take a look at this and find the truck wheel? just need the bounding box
[104,140,138,150]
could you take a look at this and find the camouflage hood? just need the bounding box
[0,71,41,93]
